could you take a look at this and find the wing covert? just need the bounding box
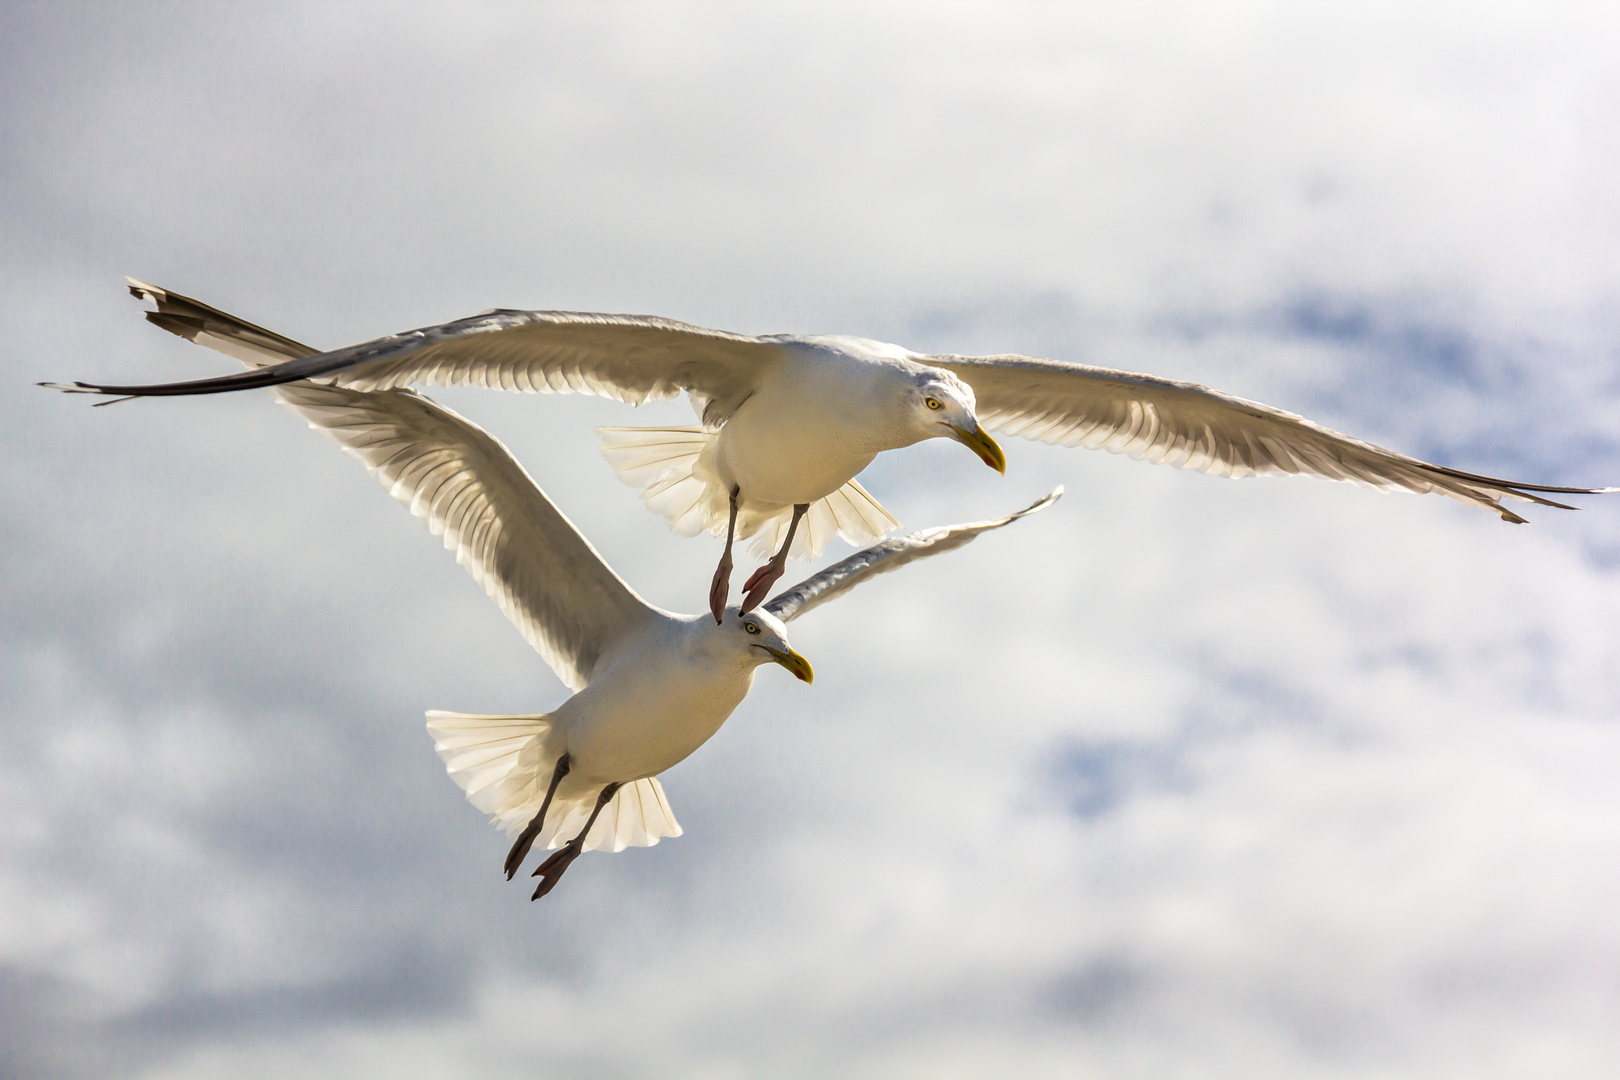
[316,310,781,427]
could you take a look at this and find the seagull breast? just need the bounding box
[713,338,915,510]
[558,617,759,783]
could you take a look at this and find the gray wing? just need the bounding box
[929,354,1615,522]
[49,280,785,428]
[764,488,1061,622]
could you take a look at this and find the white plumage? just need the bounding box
[597,424,899,559]
[425,712,680,853]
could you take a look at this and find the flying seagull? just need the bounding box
[45,281,1615,624]
[120,325,1058,898]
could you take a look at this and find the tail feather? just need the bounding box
[744,476,901,559]
[545,773,683,852]
[598,425,902,559]
[426,710,681,853]
[427,712,555,806]
[599,426,716,537]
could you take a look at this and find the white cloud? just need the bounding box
[4,2,1619,1077]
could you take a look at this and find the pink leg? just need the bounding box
[740,503,809,613]
[708,486,740,624]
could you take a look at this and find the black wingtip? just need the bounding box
[39,381,138,405]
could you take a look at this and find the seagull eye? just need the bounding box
[925,397,943,411]
[744,622,761,635]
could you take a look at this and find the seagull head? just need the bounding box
[721,607,813,684]
[908,369,1005,474]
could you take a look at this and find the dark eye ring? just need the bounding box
[744,622,761,634]
[926,397,943,410]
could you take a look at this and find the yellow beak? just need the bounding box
[763,646,814,684]
[951,421,1007,474]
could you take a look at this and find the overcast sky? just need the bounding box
[5,3,1620,1077]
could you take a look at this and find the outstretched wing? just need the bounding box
[90,279,658,688]
[764,488,1061,622]
[273,380,658,690]
[928,354,1615,522]
[50,280,787,428]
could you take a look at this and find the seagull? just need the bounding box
[46,281,1616,624]
[125,321,1058,898]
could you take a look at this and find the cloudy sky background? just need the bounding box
[5,2,1620,1076]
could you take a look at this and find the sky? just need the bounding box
[4,2,1620,1077]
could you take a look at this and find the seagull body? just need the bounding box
[551,612,767,786]
[257,369,798,873]
[622,336,937,553]
[712,337,913,512]
[49,281,1615,620]
[114,306,1057,895]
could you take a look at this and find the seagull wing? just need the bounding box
[273,379,658,691]
[100,280,652,688]
[51,281,784,428]
[928,353,1615,522]
[121,278,320,364]
[764,488,1061,622]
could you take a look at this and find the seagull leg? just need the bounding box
[531,780,622,901]
[709,485,741,625]
[503,752,571,880]
[740,503,808,613]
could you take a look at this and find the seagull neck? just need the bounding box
[829,378,931,452]
[683,615,758,666]
[767,340,927,451]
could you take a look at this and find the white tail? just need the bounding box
[426,711,681,853]
[598,425,901,559]
[597,426,717,538]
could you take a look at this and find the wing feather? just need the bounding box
[89,283,669,688]
[764,489,1061,622]
[57,282,784,430]
[273,380,656,689]
[930,354,1615,521]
